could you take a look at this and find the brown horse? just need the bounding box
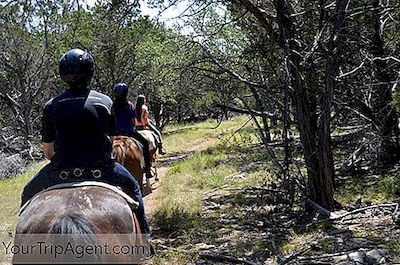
[13,182,149,263]
[112,136,148,193]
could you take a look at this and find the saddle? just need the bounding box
[20,181,139,215]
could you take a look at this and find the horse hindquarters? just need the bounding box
[14,186,147,263]
[112,136,145,193]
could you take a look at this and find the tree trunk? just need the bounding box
[319,0,349,191]
[274,0,335,210]
[370,0,399,166]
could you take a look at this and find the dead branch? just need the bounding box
[307,199,331,217]
[330,203,398,221]
[337,144,367,175]
[199,253,259,265]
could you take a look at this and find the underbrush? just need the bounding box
[153,121,400,264]
[335,169,400,206]
[152,119,287,264]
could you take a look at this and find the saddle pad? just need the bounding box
[138,130,156,150]
[20,181,139,215]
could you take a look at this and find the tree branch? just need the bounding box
[216,103,276,118]
[233,0,283,48]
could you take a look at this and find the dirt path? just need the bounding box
[143,138,216,222]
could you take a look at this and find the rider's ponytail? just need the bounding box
[135,95,145,121]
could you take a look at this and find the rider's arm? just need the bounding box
[43,142,54,160]
[129,101,136,129]
[41,100,56,160]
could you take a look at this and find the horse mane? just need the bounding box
[113,139,127,166]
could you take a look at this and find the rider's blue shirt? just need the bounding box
[112,100,136,135]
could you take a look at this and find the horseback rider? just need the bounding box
[112,82,154,179]
[20,48,150,234]
[134,95,166,155]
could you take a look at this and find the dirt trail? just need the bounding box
[143,138,216,221]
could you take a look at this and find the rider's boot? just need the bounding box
[158,143,166,155]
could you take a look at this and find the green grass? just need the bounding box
[385,239,400,256]
[150,116,273,263]
[0,162,45,234]
[162,116,256,154]
[279,231,318,255]
[151,117,284,265]
[335,172,400,205]
[154,146,239,234]
[156,119,264,212]
[153,116,265,233]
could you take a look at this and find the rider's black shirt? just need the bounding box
[41,89,116,169]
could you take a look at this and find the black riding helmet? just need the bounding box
[113,83,128,99]
[59,48,94,88]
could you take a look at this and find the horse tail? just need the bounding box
[50,214,95,234]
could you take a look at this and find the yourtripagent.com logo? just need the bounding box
[0,233,154,264]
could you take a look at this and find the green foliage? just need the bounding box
[335,171,400,205]
[379,172,400,198]
[392,92,400,113]
[154,206,198,233]
[384,239,400,256]
[335,177,387,205]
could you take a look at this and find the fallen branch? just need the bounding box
[307,199,331,217]
[224,187,286,194]
[278,246,310,265]
[296,247,374,261]
[337,144,367,175]
[199,253,259,265]
[330,203,398,221]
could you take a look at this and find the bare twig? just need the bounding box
[225,116,253,141]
